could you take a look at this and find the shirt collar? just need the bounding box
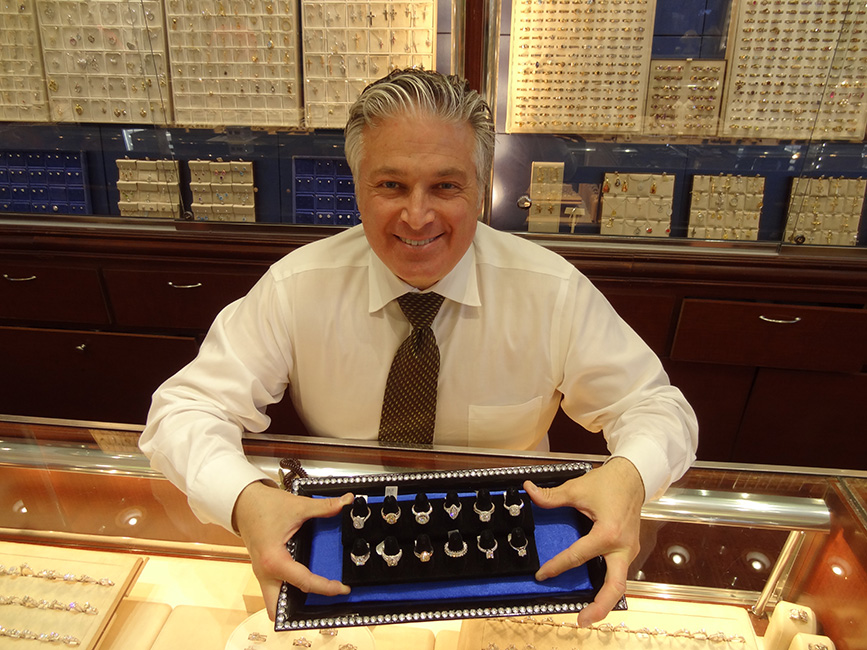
[367,237,481,313]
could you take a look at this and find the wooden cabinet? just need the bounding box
[0,326,199,423]
[1,263,109,325]
[1,224,866,469]
[103,267,261,331]
[671,299,867,373]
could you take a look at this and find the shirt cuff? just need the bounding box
[607,436,673,504]
[188,453,274,533]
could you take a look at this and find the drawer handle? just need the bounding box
[3,274,37,282]
[75,344,87,353]
[168,281,203,289]
[759,315,802,325]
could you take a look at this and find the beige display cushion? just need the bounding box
[0,541,146,650]
[454,598,760,650]
[3,542,766,650]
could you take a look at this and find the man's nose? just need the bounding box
[400,189,435,229]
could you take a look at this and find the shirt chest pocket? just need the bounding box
[468,396,544,450]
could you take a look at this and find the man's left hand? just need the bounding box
[523,456,644,627]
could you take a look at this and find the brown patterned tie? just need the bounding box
[378,292,445,445]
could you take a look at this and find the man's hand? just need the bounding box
[524,457,644,627]
[233,481,354,620]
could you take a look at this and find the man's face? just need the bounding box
[356,113,482,290]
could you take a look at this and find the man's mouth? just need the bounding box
[398,235,439,246]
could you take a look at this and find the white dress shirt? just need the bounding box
[140,223,697,532]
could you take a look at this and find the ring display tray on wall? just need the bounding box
[275,462,621,632]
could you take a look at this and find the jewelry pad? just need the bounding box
[276,462,618,631]
[784,176,865,246]
[339,487,539,587]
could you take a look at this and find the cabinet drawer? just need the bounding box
[103,268,261,330]
[0,264,109,325]
[0,326,199,423]
[671,299,867,372]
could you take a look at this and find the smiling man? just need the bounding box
[141,69,697,627]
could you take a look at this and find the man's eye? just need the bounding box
[381,181,400,189]
[438,182,456,190]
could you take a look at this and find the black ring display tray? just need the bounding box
[275,461,624,631]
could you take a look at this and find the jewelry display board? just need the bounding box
[292,157,360,226]
[116,158,182,219]
[0,151,90,215]
[0,0,50,122]
[784,176,865,246]
[36,0,171,124]
[0,542,144,650]
[643,59,726,137]
[189,159,257,222]
[720,0,867,141]
[505,0,656,135]
[300,0,437,128]
[453,598,760,650]
[165,0,303,128]
[688,174,765,241]
[599,172,674,237]
[527,162,565,234]
[275,462,618,632]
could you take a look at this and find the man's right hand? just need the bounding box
[232,481,353,620]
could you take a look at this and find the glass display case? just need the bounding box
[0,0,866,255]
[1,416,865,649]
[486,0,867,252]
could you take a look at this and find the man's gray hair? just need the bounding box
[344,68,495,191]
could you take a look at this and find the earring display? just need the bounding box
[189,159,257,222]
[292,157,360,226]
[0,151,90,215]
[277,462,614,631]
[721,0,867,141]
[36,0,171,124]
[527,162,565,234]
[300,0,437,128]
[644,59,726,137]
[116,158,182,219]
[688,174,765,241]
[165,0,302,128]
[506,0,656,135]
[0,0,50,122]
[784,176,865,246]
[600,171,674,237]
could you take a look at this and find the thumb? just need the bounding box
[306,492,354,518]
[523,480,575,510]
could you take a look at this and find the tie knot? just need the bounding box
[397,292,444,328]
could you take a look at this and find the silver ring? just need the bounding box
[443,502,462,519]
[508,533,528,557]
[376,541,403,567]
[350,549,370,566]
[293,638,312,647]
[351,511,370,529]
[248,633,267,642]
[319,629,338,636]
[412,503,433,524]
[473,502,495,522]
[477,536,498,560]
[506,501,524,517]
[444,540,468,558]
[381,506,401,525]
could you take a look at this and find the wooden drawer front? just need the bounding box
[103,268,261,330]
[0,326,199,424]
[671,299,867,373]
[600,288,677,356]
[0,264,109,325]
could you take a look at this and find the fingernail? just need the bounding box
[535,570,548,582]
